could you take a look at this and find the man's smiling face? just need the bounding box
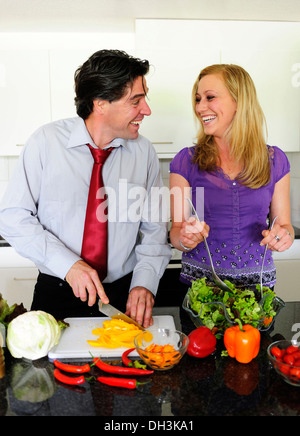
[103,76,151,141]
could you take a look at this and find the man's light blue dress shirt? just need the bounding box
[0,117,171,295]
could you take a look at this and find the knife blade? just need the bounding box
[98,301,146,331]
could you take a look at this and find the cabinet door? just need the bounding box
[221,48,300,152]
[0,267,38,309]
[136,47,220,155]
[49,33,136,121]
[49,49,92,121]
[136,19,300,153]
[136,20,220,155]
[274,260,300,302]
[0,50,51,156]
[218,20,300,152]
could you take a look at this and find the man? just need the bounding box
[0,50,171,327]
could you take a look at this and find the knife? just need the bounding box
[98,300,146,331]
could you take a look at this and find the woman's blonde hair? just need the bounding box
[192,64,270,189]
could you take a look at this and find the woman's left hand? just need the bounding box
[260,223,294,252]
[180,217,210,250]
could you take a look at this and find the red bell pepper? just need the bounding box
[187,327,217,358]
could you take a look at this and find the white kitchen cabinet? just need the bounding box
[0,50,51,156]
[49,49,98,121]
[0,267,38,310]
[136,20,300,154]
[0,32,135,156]
[136,46,220,154]
[221,48,300,152]
[274,260,300,302]
[136,21,221,154]
[49,33,136,120]
[0,247,37,309]
[273,240,300,302]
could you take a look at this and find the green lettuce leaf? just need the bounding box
[188,278,276,331]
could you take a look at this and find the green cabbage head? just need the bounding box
[7,311,62,360]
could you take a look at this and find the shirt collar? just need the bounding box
[67,117,130,151]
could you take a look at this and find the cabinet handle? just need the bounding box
[16,144,24,147]
[152,142,173,144]
[13,277,36,281]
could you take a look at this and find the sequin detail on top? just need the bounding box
[181,239,276,287]
[181,258,276,287]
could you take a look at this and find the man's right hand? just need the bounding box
[65,260,109,307]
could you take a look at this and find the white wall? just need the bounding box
[0,0,299,32]
[286,153,300,229]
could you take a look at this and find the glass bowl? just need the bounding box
[267,340,300,387]
[133,328,189,371]
[182,285,285,334]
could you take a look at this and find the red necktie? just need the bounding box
[81,144,113,281]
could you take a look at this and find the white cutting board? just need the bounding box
[48,315,175,361]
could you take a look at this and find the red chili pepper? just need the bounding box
[54,360,91,374]
[97,376,147,390]
[122,349,147,369]
[122,348,135,367]
[93,357,153,375]
[54,369,85,385]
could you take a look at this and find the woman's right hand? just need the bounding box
[179,217,210,251]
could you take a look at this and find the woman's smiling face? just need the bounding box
[195,73,237,141]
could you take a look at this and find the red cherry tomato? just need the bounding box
[286,345,299,355]
[278,363,290,375]
[290,368,300,378]
[271,346,282,359]
[290,351,300,360]
[283,354,295,366]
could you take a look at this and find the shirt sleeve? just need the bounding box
[0,130,81,280]
[170,147,194,183]
[271,146,290,183]
[130,144,172,296]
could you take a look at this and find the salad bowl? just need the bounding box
[267,340,300,387]
[182,278,285,334]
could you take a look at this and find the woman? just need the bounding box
[170,64,294,290]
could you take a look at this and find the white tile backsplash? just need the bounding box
[290,178,300,210]
[8,156,19,178]
[287,152,300,228]
[286,152,300,179]
[0,157,9,181]
[160,159,172,188]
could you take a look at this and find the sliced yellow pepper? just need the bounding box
[88,319,142,349]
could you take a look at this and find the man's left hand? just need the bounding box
[125,286,154,329]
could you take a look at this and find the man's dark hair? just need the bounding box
[74,49,150,119]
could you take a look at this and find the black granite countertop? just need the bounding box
[1,302,300,420]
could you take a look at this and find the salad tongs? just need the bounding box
[186,197,232,293]
[259,216,278,300]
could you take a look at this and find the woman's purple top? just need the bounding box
[170,145,290,288]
